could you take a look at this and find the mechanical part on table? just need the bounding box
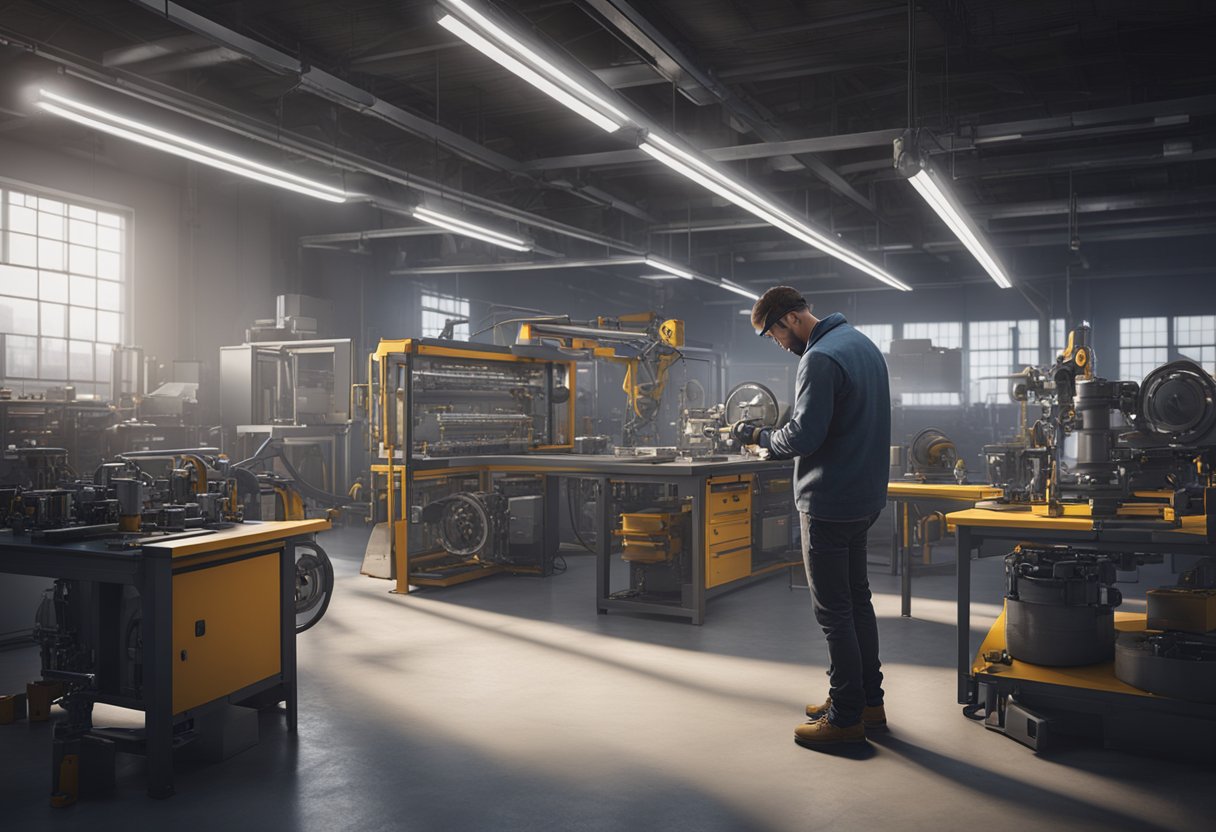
[357,338,573,590]
[1115,556,1216,702]
[515,313,684,447]
[900,427,967,484]
[698,381,783,454]
[611,499,692,602]
[221,338,355,495]
[1002,545,1154,666]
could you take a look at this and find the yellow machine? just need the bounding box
[356,338,575,592]
[516,312,684,446]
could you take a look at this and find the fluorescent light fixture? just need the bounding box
[643,256,695,280]
[413,206,533,252]
[638,273,682,280]
[906,166,1012,289]
[640,135,912,292]
[720,281,760,301]
[438,1,626,133]
[36,89,347,203]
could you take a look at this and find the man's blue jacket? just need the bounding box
[760,313,891,520]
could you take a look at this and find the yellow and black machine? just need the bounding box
[951,324,1216,758]
[516,312,685,446]
[0,453,329,801]
[356,337,576,592]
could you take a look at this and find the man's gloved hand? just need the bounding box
[730,420,764,446]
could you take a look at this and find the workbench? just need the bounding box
[885,482,1003,617]
[0,518,329,799]
[947,507,1216,755]
[411,454,800,624]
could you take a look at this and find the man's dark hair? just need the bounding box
[751,286,809,335]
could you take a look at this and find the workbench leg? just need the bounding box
[690,477,705,626]
[900,505,912,618]
[889,498,899,576]
[281,540,298,733]
[543,475,560,576]
[956,526,975,705]
[594,477,611,615]
[143,556,175,799]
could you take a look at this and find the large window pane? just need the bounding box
[96,280,120,311]
[70,306,96,340]
[97,250,121,280]
[68,218,96,247]
[41,302,67,337]
[0,296,38,335]
[69,340,94,381]
[69,244,95,275]
[38,237,66,271]
[40,271,68,302]
[1119,317,1168,381]
[97,225,122,252]
[8,204,36,233]
[39,211,65,240]
[4,186,126,388]
[0,264,38,298]
[5,334,37,377]
[95,343,113,384]
[70,274,96,306]
[7,232,38,266]
[40,337,67,379]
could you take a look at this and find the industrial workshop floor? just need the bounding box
[2,524,1213,831]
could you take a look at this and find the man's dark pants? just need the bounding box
[799,511,885,727]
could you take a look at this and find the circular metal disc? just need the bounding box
[724,382,780,427]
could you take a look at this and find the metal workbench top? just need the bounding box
[407,453,793,477]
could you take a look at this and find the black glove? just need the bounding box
[730,420,764,446]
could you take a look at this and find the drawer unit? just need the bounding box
[705,475,754,589]
[707,540,751,588]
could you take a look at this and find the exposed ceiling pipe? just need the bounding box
[0,25,648,257]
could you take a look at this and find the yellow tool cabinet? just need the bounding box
[705,475,753,588]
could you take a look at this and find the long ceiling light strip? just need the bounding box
[720,281,760,301]
[438,1,626,133]
[643,256,695,280]
[642,136,912,292]
[413,206,533,251]
[906,167,1012,289]
[37,89,347,203]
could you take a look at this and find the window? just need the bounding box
[902,321,962,349]
[853,323,893,354]
[968,320,1041,405]
[420,291,470,340]
[1175,315,1215,375]
[1,187,125,397]
[1119,317,1168,381]
[900,322,961,406]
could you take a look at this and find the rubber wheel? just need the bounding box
[295,540,334,633]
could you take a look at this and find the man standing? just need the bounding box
[731,286,890,749]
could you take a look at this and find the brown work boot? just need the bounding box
[805,697,887,731]
[794,715,866,748]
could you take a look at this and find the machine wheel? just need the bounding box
[295,541,334,633]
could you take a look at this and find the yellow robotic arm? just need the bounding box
[517,312,684,446]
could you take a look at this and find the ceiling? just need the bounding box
[2,0,1214,297]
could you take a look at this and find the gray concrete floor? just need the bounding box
[1,524,1213,831]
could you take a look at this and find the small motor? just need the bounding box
[1004,546,1122,666]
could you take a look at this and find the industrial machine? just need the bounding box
[221,338,355,497]
[0,453,329,802]
[357,337,573,590]
[682,381,782,457]
[895,427,967,483]
[963,332,1216,755]
[515,312,684,447]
